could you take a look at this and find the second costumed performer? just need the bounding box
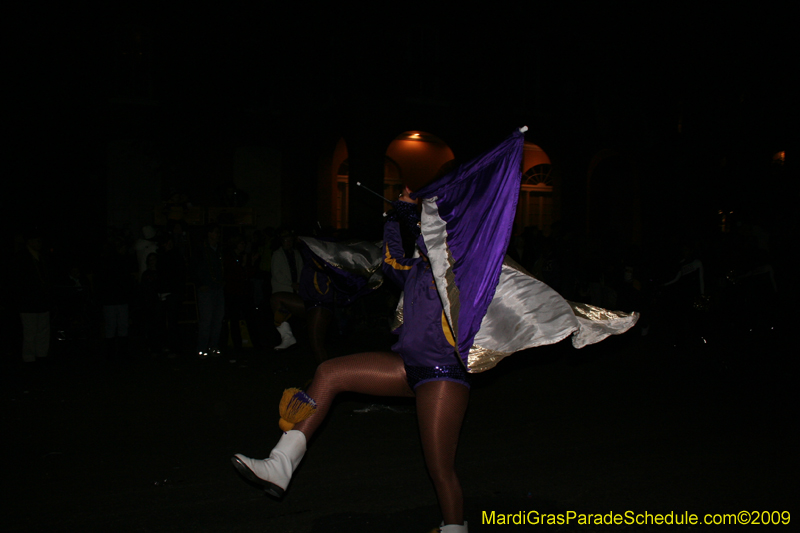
[232,128,638,533]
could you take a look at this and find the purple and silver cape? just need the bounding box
[302,128,639,373]
[412,128,638,372]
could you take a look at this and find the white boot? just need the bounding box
[440,522,468,532]
[232,430,306,497]
[274,322,296,350]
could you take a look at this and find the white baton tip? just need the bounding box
[356,181,362,186]
[519,126,528,133]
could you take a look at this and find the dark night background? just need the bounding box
[4,2,797,532]
[9,2,795,245]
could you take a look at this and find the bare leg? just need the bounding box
[415,380,469,526]
[270,292,305,323]
[294,352,413,439]
[236,352,469,528]
[233,352,411,496]
[271,292,305,349]
[297,359,469,525]
[307,306,333,363]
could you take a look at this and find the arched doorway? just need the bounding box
[517,142,554,234]
[384,131,455,208]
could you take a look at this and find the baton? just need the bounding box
[355,182,392,203]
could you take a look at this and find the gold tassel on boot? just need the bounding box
[278,388,317,432]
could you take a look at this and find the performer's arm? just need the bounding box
[382,220,421,287]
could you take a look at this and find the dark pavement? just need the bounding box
[3,313,796,532]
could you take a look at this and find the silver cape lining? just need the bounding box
[299,237,385,290]
[465,257,639,372]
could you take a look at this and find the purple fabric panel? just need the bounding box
[383,221,459,368]
[412,131,524,362]
[297,240,372,306]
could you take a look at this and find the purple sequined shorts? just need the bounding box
[404,364,471,390]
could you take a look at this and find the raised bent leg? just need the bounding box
[294,351,413,439]
[233,352,412,496]
[270,292,305,323]
[415,380,470,527]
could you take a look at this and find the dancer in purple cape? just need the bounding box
[232,128,637,533]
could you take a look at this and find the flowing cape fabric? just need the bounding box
[297,237,384,305]
[387,253,639,373]
[467,257,639,372]
[411,130,638,372]
[411,130,525,367]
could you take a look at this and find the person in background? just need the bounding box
[140,252,167,356]
[134,226,158,281]
[13,229,52,364]
[194,224,225,358]
[270,230,303,350]
[158,235,186,357]
[250,228,273,311]
[224,234,256,353]
[96,237,136,360]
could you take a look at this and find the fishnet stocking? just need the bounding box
[292,353,468,527]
